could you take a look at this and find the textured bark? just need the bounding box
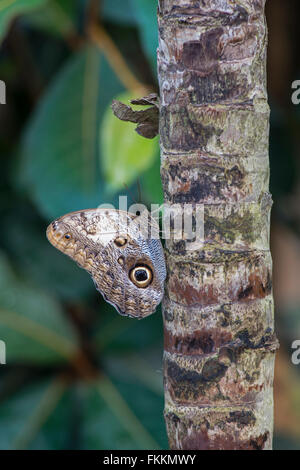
[158,0,278,450]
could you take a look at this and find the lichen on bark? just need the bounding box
[158,0,278,450]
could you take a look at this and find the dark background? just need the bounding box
[0,0,299,450]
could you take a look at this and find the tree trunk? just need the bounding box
[158,0,278,450]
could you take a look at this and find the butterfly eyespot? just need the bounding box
[129,265,153,288]
[114,237,127,247]
[64,233,72,240]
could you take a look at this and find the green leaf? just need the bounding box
[18,45,124,219]
[0,372,166,450]
[102,0,136,26]
[79,376,160,450]
[93,301,163,354]
[23,0,77,37]
[100,91,158,192]
[102,0,157,73]
[0,252,78,363]
[104,353,163,397]
[0,376,70,450]
[0,0,47,42]
[77,382,138,450]
[130,0,157,72]
[99,371,167,449]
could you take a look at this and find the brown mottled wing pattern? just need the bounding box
[46,209,166,318]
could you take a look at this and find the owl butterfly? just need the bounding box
[46,208,166,319]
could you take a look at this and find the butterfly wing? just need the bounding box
[46,208,166,318]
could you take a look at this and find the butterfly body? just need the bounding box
[46,209,166,318]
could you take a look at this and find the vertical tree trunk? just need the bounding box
[158,0,278,450]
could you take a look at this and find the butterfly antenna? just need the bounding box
[123,182,139,205]
[123,180,150,212]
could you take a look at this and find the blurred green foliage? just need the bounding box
[0,0,299,451]
[20,45,124,218]
[0,0,165,450]
[0,0,47,41]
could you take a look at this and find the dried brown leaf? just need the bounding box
[111,93,159,139]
